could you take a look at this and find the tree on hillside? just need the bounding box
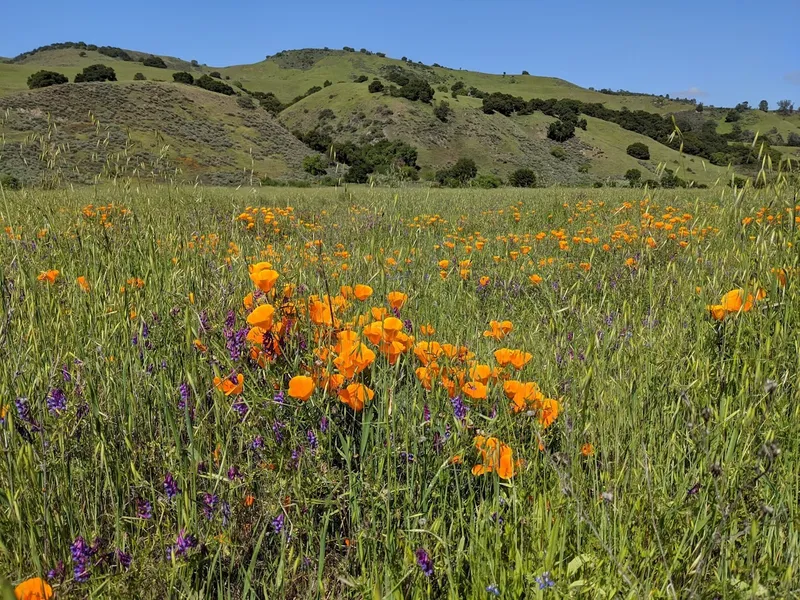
[787,132,800,147]
[759,100,769,112]
[303,155,328,176]
[777,99,794,115]
[323,80,332,87]
[74,64,117,83]
[196,74,235,95]
[209,71,222,79]
[27,70,68,89]
[133,72,146,80]
[547,120,575,142]
[624,168,642,187]
[434,100,453,122]
[368,80,384,93]
[508,168,537,188]
[142,55,167,69]
[695,102,704,112]
[173,71,194,84]
[626,142,650,160]
[725,110,740,122]
[354,75,368,83]
[435,158,477,186]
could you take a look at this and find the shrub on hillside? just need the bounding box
[133,72,146,81]
[74,64,116,83]
[759,100,769,112]
[508,168,537,188]
[27,70,68,89]
[547,120,575,142]
[172,71,194,85]
[323,80,332,87]
[472,173,502,188]
[436,158,477,186]
[355,75,369,83]
[236,96,255,110]
[724,110,740,123]
[626,142,650,160]
[624,168,642,186]
[97,46,132,61]
[142,55,167,69]
[786,132,800,147]
[368,80,384,93]
[392,79,434,103]
[209,71,222,79]
[254,91,283,115]
[196,75,235,95]
[550,146,566,160]
[434,100,453,122]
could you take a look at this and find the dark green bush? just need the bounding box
[624,168,642,186]
[27,70,68,89]
[303,155,329,176]
[196,74,235,95]
[209,71,222,79]
[626,142,650,160]
[434,100,452,122]
[74,64,116,83]
[142,55,167,69]
[508,168,537,188]
[355,75,369,83]
[547,120,575,142]
[436,158,477,186]
[473,174,502,188]
[172,71,194,85]
[368,80,384,93]
[0,174,21,190]
[133,72,146,81]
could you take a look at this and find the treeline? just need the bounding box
[478,91,782,166]
[6,41,171,67]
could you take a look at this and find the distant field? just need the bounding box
[0,181,798,598]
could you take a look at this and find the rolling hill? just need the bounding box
[1,44,798,186]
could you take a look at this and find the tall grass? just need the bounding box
[0,179,798,599]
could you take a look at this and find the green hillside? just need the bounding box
[0,45,797,187]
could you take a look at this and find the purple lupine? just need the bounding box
[273,390,286,406]
[136,498,152,519]
[47,388,67,414]
[399,451,415,463]
[70,536,93,583]
[320,416,328,433]
[423,405,431,422]
[307,430,318,452]
[199,310,210,332]
[403,318,413,333]
[451,395,468,421]
[15,397,33,423]
[61,365,71,382]
[178,382,191,409]
[221,501,231,526]
[47,560,65,583]
[232,400,249,418]
[142,322,149,338]
[116,549,132,570]
[224,310,235,329]
[164,472,180,500]
[174,529,197,557]
[251,435,264,450]
[227,465,242,480]
[415,548,434,577]
[272,512,285,533]
[272,420,285,444]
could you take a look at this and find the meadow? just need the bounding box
[0,181,798,599]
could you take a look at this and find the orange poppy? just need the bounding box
[14,577,53,600]
[462,381,488,400]
[243,292,254,310]
[338,383,375,411]
[37,270,59,284]
[246,304,275,329]
[249,264,279,293]
[538,398,559,428]
[387,291,408,310]
[509,349,533,370]
[354,284,373,301]
[529,274,543,285]
[483,320,513,340]
[468,364,493,384]
[214,373,244,396]
[419,324,435,336]
[472,436,514,479]
[581,443,594,457]
[193,339,208,353]
[479,276,490,286]
[76,276,90,292]
[288,375,315,401]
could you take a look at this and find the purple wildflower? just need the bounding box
[251,435,264,450]
[61,365,71,382]
[202,493,218,519]
[451,395,468,421]
[415,548,434,577]
[70,536,93,583]
[116,549,132,570]
[486,584,500,596]
[47,388,67,414]
[272,420,285,444]
[423,404,431,422]
[46,561,65,583]
[136,498,152,519]
[232,399,249,418]
[536,572,555,589]
[174,529,197,557]
[164,472,180,500]
[272,512,285,534]
[199,310,210,332]
[307,430,318,452]
[320,416,328,433]
[227,465,242,480]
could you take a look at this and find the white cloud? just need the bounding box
[674,86,709,98]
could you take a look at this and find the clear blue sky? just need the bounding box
[2,0,798,108]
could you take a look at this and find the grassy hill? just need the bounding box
[0,45,797,187]
[0,81,316,185]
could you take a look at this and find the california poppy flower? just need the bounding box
[249,264,279,293]
[354,284,373,300]
[214,373,244,396]
[338,383,375,411]
[288,375,315,401]
[37,270,59,284]
[468,364,493,384]
[76,276,90,292]
[581,443,594,457]
[509,349,533,370]
[529,274,543,285]
[483,320,513,340]
[387,291,408,310]
[246,304,275,329]
[462,381,488,400]
[707,287,765,320]
[472,436,514,479]
[194,339,208,353]
[419,324,435,336]
[14,577,53,600]
[538,398,559,428]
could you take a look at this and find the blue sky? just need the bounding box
[2,0,798,108]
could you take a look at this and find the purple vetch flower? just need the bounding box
[273,390,286,406]
[399,451,415,463]
[307,430,318,452]
[47,560,65,583]
[202,493,218,519]
[61,365,71,382]
[70,536,93,583]
[227,465,242,480]
[136,498,152,519]
[224,310,235,329]
[47,388,67,414]
[251,435,264,450]
[451,395,468,421]
[536,572,555,589]
[423,405,431,422]
[15,397,33,423]
[415,548,433,577]
[486,584,500,596]
[272,420,285,444]
[116,549,132,570]
[221,501,231,526]
[320,416,329,433]
[172,529,197,557]
[132,335,138,346]
[232,399,249,418]
[164,472,180,500]
[272,512,285,534]
[178,382,191,406]
[403,318,413,333]
[199,310,210,333]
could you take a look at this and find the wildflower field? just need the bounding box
[0,183,798,599]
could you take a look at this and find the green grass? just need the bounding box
[0,176,799,598]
